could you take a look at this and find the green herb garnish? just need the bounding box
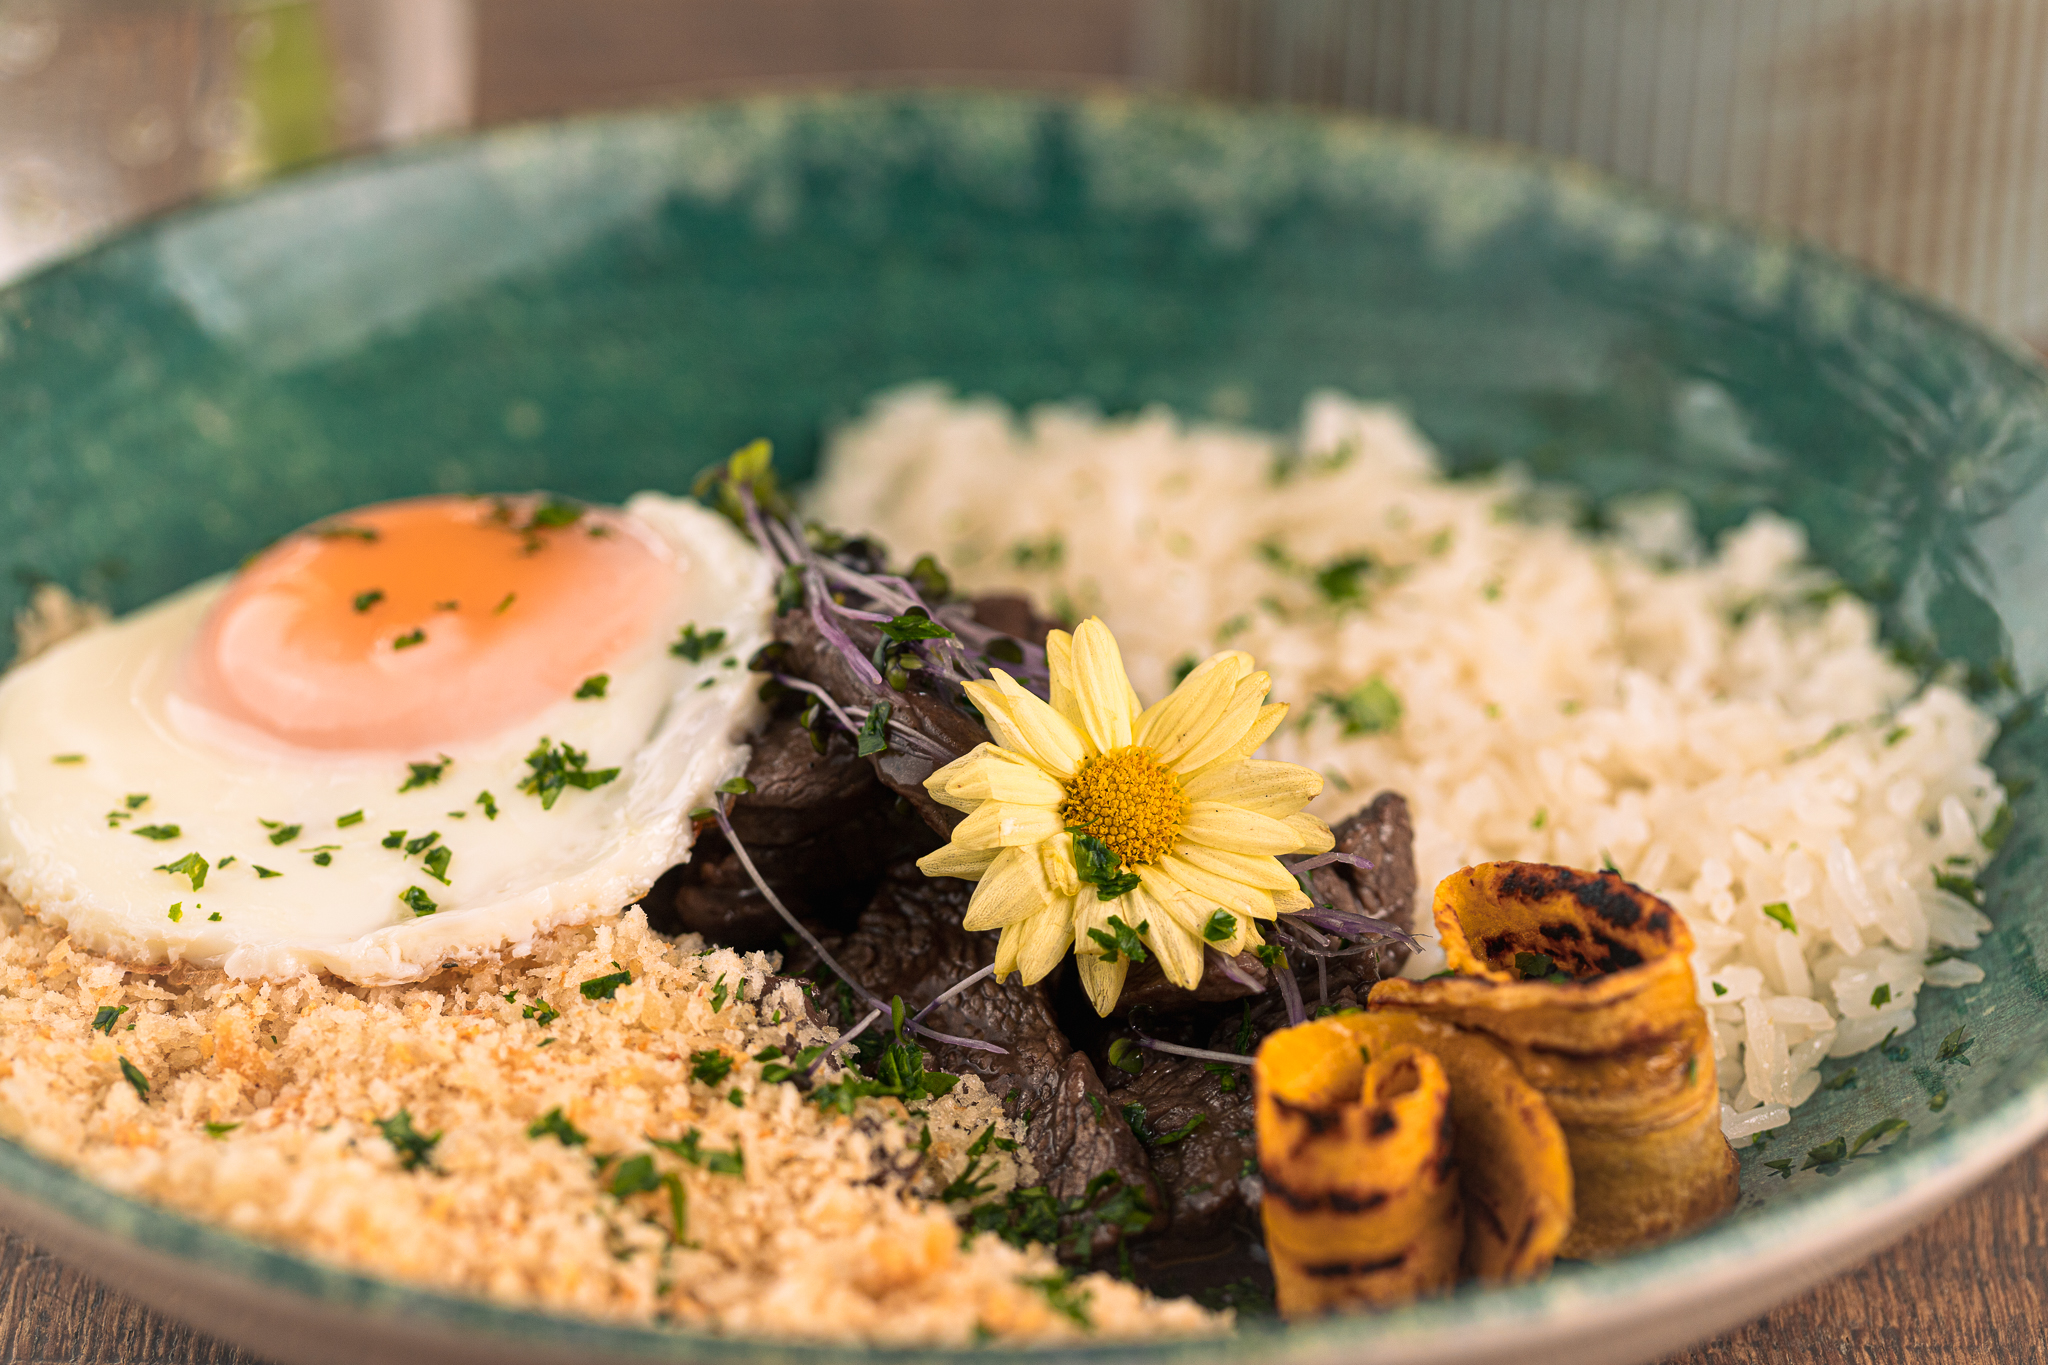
[581,969,632,1001]
[391,628,427,651]
[856,701,893,758]
[527,1106,588,1146]
[92,1005,126,1035]
[575,673,610,699]
[404,831,440,855]
[119,1057,149,1099]
[353,589,384,613]
[1514,951,1571,984]
[1822,1067,1859,1092]
[154,852,209,891]
[262,820,301,846]
[375,1110,440,1171]
[671,625,727,662]
[1315,677,1403,735]
[877,608,954,643]
[518,738,619,810]
[204,1121,239,1138]
[399,886,437,916]
[1762,902,1797,934]
[649,1127,744,1176]
[522,998,562,1028]
[51,754,85,765]
[422,846,452,885]
[690,1050,734,1086]
[254,865,282,879]
[1072,833,1141,900]
[1202,909,1238,943]
[132,824,181,841]
[1870,983,1891,1008]
[337,809,364,827]
[399,755,452,793]
[1937,1025,1974,1065]
[1086,914,1150,964]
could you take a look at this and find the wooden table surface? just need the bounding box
[2,1137,2043,1365]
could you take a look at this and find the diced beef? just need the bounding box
[1296,790,1419,1005]
[1099,1045,1258,1241]
[815,864,1161,1254]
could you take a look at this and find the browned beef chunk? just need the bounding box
[814,864,1162,1256]
[1098,1044,1258,1241]
[1295,790,1419,1006]
[967,594,1061,649]
[653,720,926,948]
[770,604,989,838]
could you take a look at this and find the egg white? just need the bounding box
[0,494,771,984]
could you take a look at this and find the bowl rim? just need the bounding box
[3,85,2046,1363]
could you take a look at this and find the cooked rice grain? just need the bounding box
[812,388,2005,1138]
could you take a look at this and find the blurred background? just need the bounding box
[7,0,2048,348]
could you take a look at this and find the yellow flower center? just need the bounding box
[1059,745,1185,867]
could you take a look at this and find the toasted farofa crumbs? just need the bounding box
[0,899,1221,1344]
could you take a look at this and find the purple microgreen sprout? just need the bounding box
[1135,1037,1255,1067]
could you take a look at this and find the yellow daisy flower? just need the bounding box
[915,617,1334,1015]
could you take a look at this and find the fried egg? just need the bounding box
[0,492,771,984]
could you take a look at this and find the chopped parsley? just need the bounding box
[1764,1158,1795,1179]
[1937,1025,1974,1065]
[476,790,499,819]
[1315,677,1403,735]
[1801,1136,1847,1170]
[91,1005,126,1034]
[1823,1068,1860,1092]
[1711,981,1728,996]
[337,809,364,827]
[1871,983,1892,1008]
[352,589,384,613]
[574,673,610,699]
[727,1088,745,1107]
[405,831,440,855]
[391,628,427,650]
[399,755,452,792]
[216,855,235,868]
[1204,1062,1241,1092]
[518,738,620,809]
[580,969,632,1000]
[1254,943,1289,972]
[204,1121,240,1138]
[606,1153,662,1198]
[398,886,437,916]
[855,701,893,757]
[1762,902,1797,934]
[125,793,149,810]
[494,592,516,615]
[51,754,85,765]
[527,496,583,530]
[314,851,333,865]
[1933,868,1983,906]
[690,1050,734,1086]
[1086,914,1150,964]
[154,852,209,891]
[940,1125,1001,1203]
[313,522,378,542]
[961,1171,1149,1274]
[166,903,183,922]
[522,998,561,1027]
[758,1046,825,1084]
[422,846,452,884]
[1880,1027,1910,1062]
[1202,909,1238,943]
[671,624,727,662]
[132,824,181,841]
[1170,654,1199,687]
[1850,1117,1909,1155]
[1122,1102,1206,1147]
[254,865,282,879]
[375,1109,441,1171]
[709,974,731,1012]
[649,1127,744,1176]
[118,1057,149,1099]
[527,1106,588,1146]
[207,912,221,921]
[262,820,301,846]
[1072,833,1140,900]
[382,830,406,848]
[1515,951,1572,984]
[810,1003,960,1115]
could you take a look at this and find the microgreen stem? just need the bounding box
[1136,1037,1255,1066]
[807,1007,884,1077]
[908,963,995,1026]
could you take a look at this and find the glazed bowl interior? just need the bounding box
[4,91,2048,1363]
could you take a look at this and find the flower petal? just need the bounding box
[1173,842,1302,896]
[1180,800,1305,855]
[924,742,998,814]
[1041,836,1080,896]
[916,843,1002,880]
[1283,810,1336,854]
[1076,951,1130,1017]
[944,749,1067,808]
[1012,898,1077,985]
[950,801,1067,850]
[964,672,1087,780]
[1271,884,1314,914]
[1152,853,1277,922]
[962,845,1055,931]
[1045,629,1087,735]
[1068,618,1139,754]
[1187,703,1290,776]
[1167,673,1273,775]
[1135,651,1248,767]
[1180,759,1323,816]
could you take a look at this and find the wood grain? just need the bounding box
[3,1138,2045,1364]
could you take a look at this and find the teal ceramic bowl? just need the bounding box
[3,92,2048,1365]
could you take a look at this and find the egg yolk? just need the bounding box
[178,496,677,752]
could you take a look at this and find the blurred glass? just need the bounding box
[8,0,2048,350]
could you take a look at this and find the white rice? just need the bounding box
[811,387,2006,1137]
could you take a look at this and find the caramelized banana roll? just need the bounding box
[1371,861,1737,1258]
